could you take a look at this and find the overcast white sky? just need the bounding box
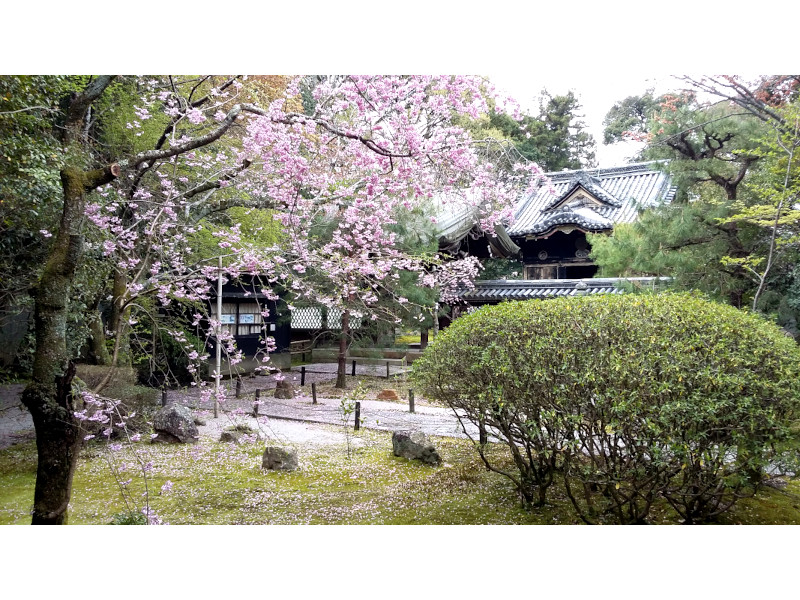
[5,1,788,173]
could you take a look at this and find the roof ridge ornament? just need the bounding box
[542,170,623,212]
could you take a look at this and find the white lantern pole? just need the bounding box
[214,255,222,419]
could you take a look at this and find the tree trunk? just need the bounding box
[109,270,132,366]
[21,162,119,524]
[335,309,350,389]
[23,368,82,524]
[478,417,487,445]
[92,270,133,393]
[21,168,91,523]
[88,309,110,365]
[21,76,118,524]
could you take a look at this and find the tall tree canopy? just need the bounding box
[602,91,662,145]
[466,89,597,172]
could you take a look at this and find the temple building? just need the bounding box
[507,162,675,279]
[438,161,676,309]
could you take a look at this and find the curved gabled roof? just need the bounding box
[541,172,623,211]
[508,162,675,239]
[527,204,613,237]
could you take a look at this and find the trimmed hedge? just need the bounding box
[411,293,800,523]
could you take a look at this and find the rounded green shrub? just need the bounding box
[411,293,800,523]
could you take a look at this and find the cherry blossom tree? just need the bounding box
[17,74,543,524]
[233,76,543,385]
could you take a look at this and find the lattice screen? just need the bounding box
[327,308,342,329]
[326,308,361,330]
[290,306,362,330]
[210,302,238,335]
[291,307,323,329]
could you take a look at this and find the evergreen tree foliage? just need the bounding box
[593,79,800,332]
[0,76,70,312]
[602,91,661,145]
[483,90,597,171]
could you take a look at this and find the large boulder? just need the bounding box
[262,446,298,471]
[392,430,441,466]
[274,379,295,399]
[152,404,198,444]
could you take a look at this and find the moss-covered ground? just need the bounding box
[2,428,800,525]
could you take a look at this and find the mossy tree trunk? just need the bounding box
[20,77,119,524]
[22,194,84,524]
[92,270,132,394]
[109,270,132,366]
[22,165,119,523]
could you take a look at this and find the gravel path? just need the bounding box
[171,365,478,440]
[0,385,34,450]
[0,364,478,450]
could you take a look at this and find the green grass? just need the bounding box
[2,432,800,525]
[0,443,39,524]
[716,481,800,525]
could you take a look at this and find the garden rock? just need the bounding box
[262,446,298,471]
[274,379,295,399]
[152,403,198,444]
[764,476,789,490]
[220,430,243,443]
[220,428,261,444]
[377,389,400,401]
[392,430,441,466]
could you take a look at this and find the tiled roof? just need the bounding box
[436,199,521,257]
[532,205,613,235]
[541,172,623,211]
[508,162,675,238]
[436,200,477,246]
[458,277,670,303]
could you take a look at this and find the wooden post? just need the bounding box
[235,378,242,398]
[161,388,167,407]
[253,389,260,417]
[408,389,415,413]
[386,361,390,379]
[354,401,360,431]
[351,359,356,377]
[301,366,306,386]
[311,382,317,405]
